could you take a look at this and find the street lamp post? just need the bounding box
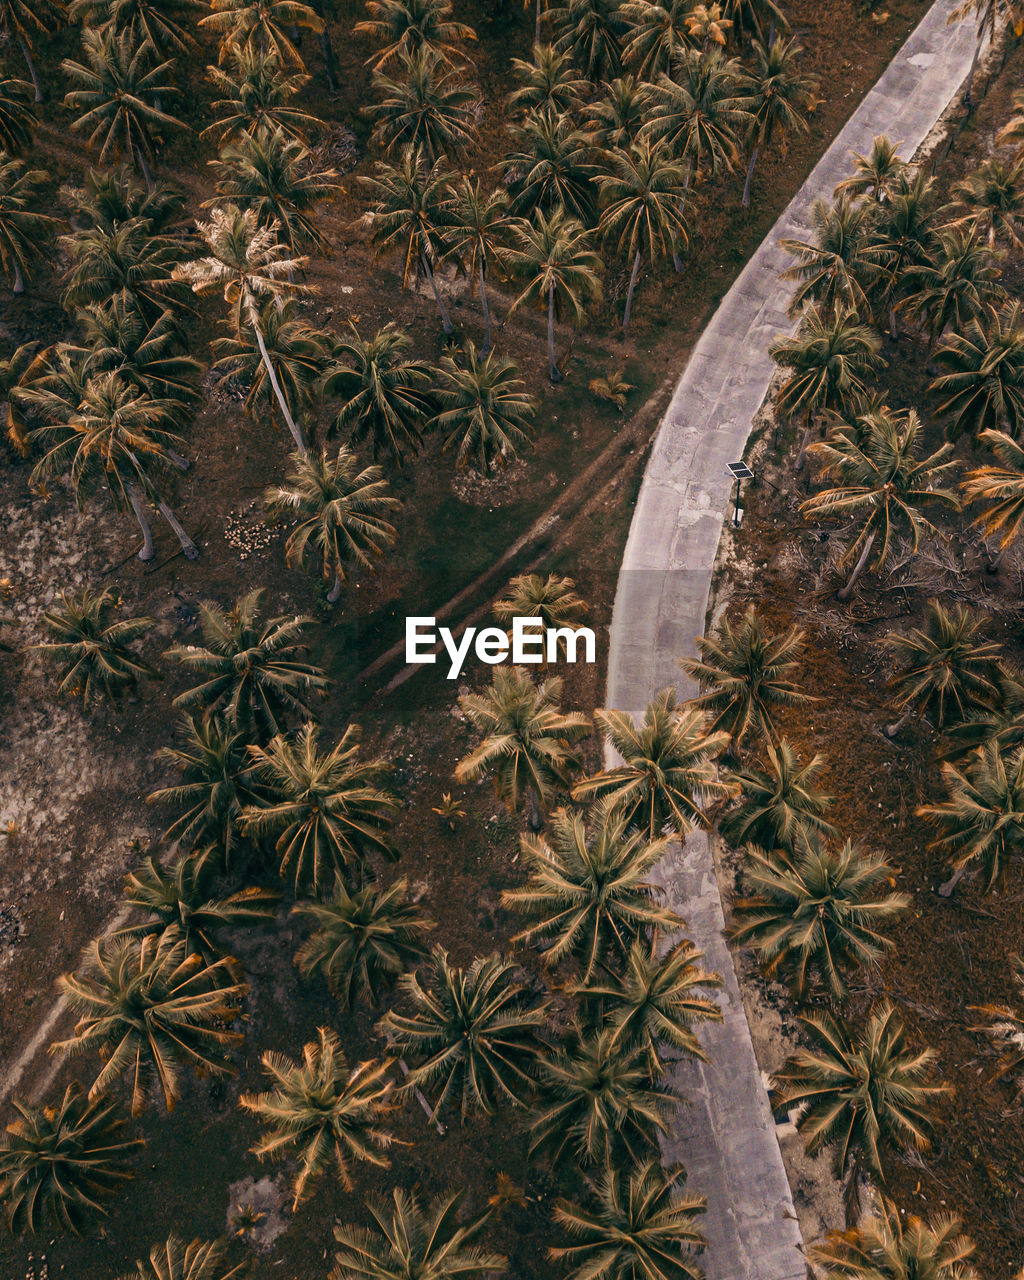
[726,461,754,527]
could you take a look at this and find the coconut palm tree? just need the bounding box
[68,0,205,54]
[332,1189,505,1280]
[174,204,312,451]
[62,30,185,190]
[643,47,749,188]
[576,936,722,1072]
[455,666,590,829]
[505,108,601,225]
[114,851,278,961]
[962,427,1024,556]
[267,449,400,601]
[210,125,341,255]
[773,1004,947,1216]
[73,299,203,410]
[809,1196,980,1280]
[574,689,733,839]
[619,0,691,80]
[62,218,190,324]
[36,586,158,705]
[0,1085,139,1237]
[680,605,813,752]
[0,153,62,294]
[548,0,628,79]
[243,722,399,894]
[833,134,907,203]
[951,156,1024,251]
[0,76,35,153]
[241,1028,395,1207]
[0,337,43,452]
[167,591,327,739]
[322,321,435,464]
[551,1159,707,1280]
[27,373,198,562]
[53,928,247,1114]
[769,307,883,470]
[433,343,537,474]
[379,949,547,1119]
[882,601,1002,738]
[588,74,650,150]
[294,877,432,1009]
[200,0,324,67]
[367,47,478,163]
[972,953,1024,1093]
[731,835,909,1000]
[355,0,477,70]
[0,0,66,102]
[73,163,186,234]
[780,194,883,318]
[721,0,786,41]
[739,35,815,207]
[444,175,510,353]
[361,151,457,334]
[493,571,588,647]
[946,666,1024,760]
[212,299,329,428]
[508,43,588,116]
[917,743,1024,891]
[900,229,1004,349]
[120,1234,249,1280]
[865,169,941,337]
[801,410,960,601]
[931,302,1024,443]
[720,738,837,851]
[506,208,603,383]
[148,715,267,862]
[503,801,684,981]
[204,46,319,142]
[597,138,690,327]
[529,1027,674,1168]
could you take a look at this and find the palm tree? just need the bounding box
[444,175,510,353]
[971,953,1024,1092]
[573,689,733,839]
[361,151,457,334]
[332,1189,505,1280]
[454,666,590,829]
[241,1028,394,1207]
[27,373,198,562]
[294,877,432,1009]
[68,0,205,54]
[643,47,749,189]
[769,307,883,470]
[266,447,400,602]
[809,1195,979,1280]
[945,666,1024,760]
[173,204,312,452]
[800,410,960,600]
[0,76,35,153]
[577,936,722,1072]
[684,5,733,49]
[73,299,203,409]
[597,138,690,328]
[0,1085,139,1236]
[36,586,158,705]
[115,850,278,961]
[551,1159,707,1280]
[833,134,907,203]
[204,46,319,142]
[166,590,328,739]
[619,0,691,80]
[731,835,909,1000]
[72,163,186,234]
[721,0,786,42]
[719,738,838,851]
[866,169,940,337]
[739,35,815,207]
[62,30,184,190]
[354,0,477,70]
[322,322,435,464]
[379,949,547,1119]
[931,302,1024,443]
[529,1027,674,1168]
[503,802,684,981]
[493,571,587,647]
[780,194,883,318]
[962,428,1024,561]
[588,74,651,150]
[505,108,601,225]
[917,743,1024,891]
[210,125,340,255]
[0,0,66,102]
[0,337,43,452]
[882,601,1002,738]
[773,1004,947,1216]
[433,343,537,474]
[244,723,399,894]
[0,153,62,294]
[200,0,325,68]
[62,218,190,324]
[367,47,478,163]
[505,208,603,383]
[508,43,588,116]
[53,928,247,1114]
[548,0,628,80]
[901,229,1005,349]
[148,715,268,862]
[951,156,1024,250]
[120,1234,248,1280]
[680,605,814,752]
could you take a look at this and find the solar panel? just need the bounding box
[726,462,754,480]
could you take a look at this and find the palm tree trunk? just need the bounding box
[253,321,307,453]
[884,703,916,738]
[528,788,543,832]
[479,258,492,354]
[12,259,25,296]
[326,571,343,603]
[547,281,563,383]
[964,27,984,109]
[166,449,191,471]
[535,0,543,44]
[135,147,154,194]
[127,485,155,561]
[793,411,815,471]
[742,144,760,208]
[158,501,199,559]
[837,530,876,601]
[888,301,899,339]
[985,540,1006,573]
[17,38,42,103]
[421,254,453,335]
[623,249,642,329]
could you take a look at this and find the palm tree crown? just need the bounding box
[433,342,537,475]
[36,585,158,704]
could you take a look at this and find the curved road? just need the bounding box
[605,4,980,1278]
